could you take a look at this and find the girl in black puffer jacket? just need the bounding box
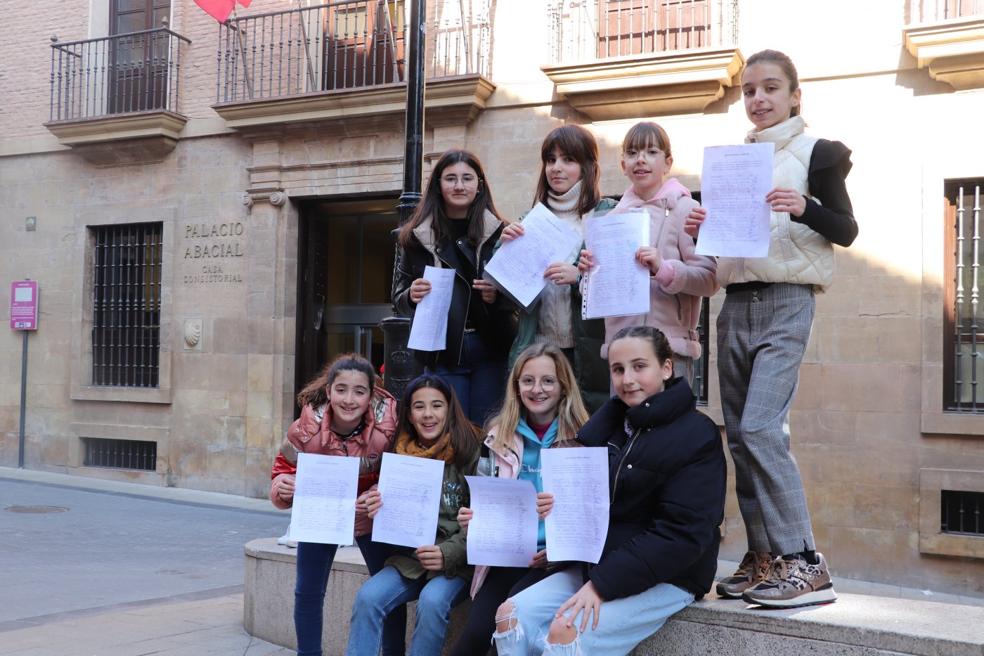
[493,325,726,656]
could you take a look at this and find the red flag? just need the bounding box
[194,0,235,21]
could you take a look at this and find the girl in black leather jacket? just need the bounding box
[393,149,516,425]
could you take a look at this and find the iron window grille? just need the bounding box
[83,437,157,471]
[941,489,984,536]
[91,222,163,387]
[944,180,984,411]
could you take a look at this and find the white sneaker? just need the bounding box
[277,531,297,548]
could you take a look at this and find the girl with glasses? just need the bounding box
[579,122,718,387]
[492,327,725,656]
[448,342,590,655]
[393,149,515,425]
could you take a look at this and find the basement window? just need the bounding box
[83,438,157,471]
[941,489,984,536]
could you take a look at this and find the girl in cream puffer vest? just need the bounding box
[688,49,857,610]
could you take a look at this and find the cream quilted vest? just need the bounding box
[715,116,834,289]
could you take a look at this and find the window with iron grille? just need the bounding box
[943,179,984,411]
[82,437,157,471]
[941,489,984,536]
[91,222,162,387]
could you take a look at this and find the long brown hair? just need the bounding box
[398,149,503,249]
[534,125,601,216]
[398,373,480,469]
[296,353,377,409]
[487,342,589,453]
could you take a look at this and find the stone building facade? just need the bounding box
[1,0,983,596]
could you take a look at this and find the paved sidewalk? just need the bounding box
[0,590,292,656]
[0,467,292,655]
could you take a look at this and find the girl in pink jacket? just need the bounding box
[580,122,718,385]
[268,353,405,656]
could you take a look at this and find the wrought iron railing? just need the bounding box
[546,0,738,65]
[909,0,984,23]
[216,0,492,104]
[49,27,190,122]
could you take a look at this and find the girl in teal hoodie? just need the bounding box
[449,342,590,655]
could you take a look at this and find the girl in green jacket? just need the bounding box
[346,374,481,656]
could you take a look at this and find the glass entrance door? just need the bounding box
[296,200,398,407]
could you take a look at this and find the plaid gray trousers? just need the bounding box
[717,282,816,556]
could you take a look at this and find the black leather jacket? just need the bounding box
[393,211,516,367]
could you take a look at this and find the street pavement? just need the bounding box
[0,468,294,655]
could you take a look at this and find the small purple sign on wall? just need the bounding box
[10,280,38,331]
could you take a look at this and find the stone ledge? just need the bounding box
[44,111,187,165]
[213,75,495,131]
[245,537,984,655]
[541,47,744,120]
[905,17,984,90]
[245,538,472,655]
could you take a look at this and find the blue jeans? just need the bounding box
[494,569,693,656]
[346,566,468,656]
[294,536,406,656]
[433,331,507,426]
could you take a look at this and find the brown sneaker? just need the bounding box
[715,551,772,599]
[742,553,837,608]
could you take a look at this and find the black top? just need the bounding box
[392,222,516,368]
[444,219,481,327]
[797,139,858,247]
[575,377,726,600]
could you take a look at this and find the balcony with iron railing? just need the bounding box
[44,24,191,164]
[212,0,495,131]
[541,0,743,120]
[905,0,984,89]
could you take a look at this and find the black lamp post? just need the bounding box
[381,0,426,400]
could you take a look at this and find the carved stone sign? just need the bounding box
[182,222,246,285]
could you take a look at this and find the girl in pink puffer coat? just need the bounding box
[268,353,405,656]
[580,122,718,385]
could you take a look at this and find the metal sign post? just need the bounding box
[10,280,39,468]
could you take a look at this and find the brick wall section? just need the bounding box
[173,0,295,119]
[0,0,296,138]
[1,0,456,139]
[0,0,90,138]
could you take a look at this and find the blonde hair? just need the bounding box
[487,342,589,453]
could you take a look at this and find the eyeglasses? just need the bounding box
[441,174,479,187]
[518,376,558,391]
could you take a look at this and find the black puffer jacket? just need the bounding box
[576,377,725,600]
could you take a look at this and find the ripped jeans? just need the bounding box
[493,569,693,656]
